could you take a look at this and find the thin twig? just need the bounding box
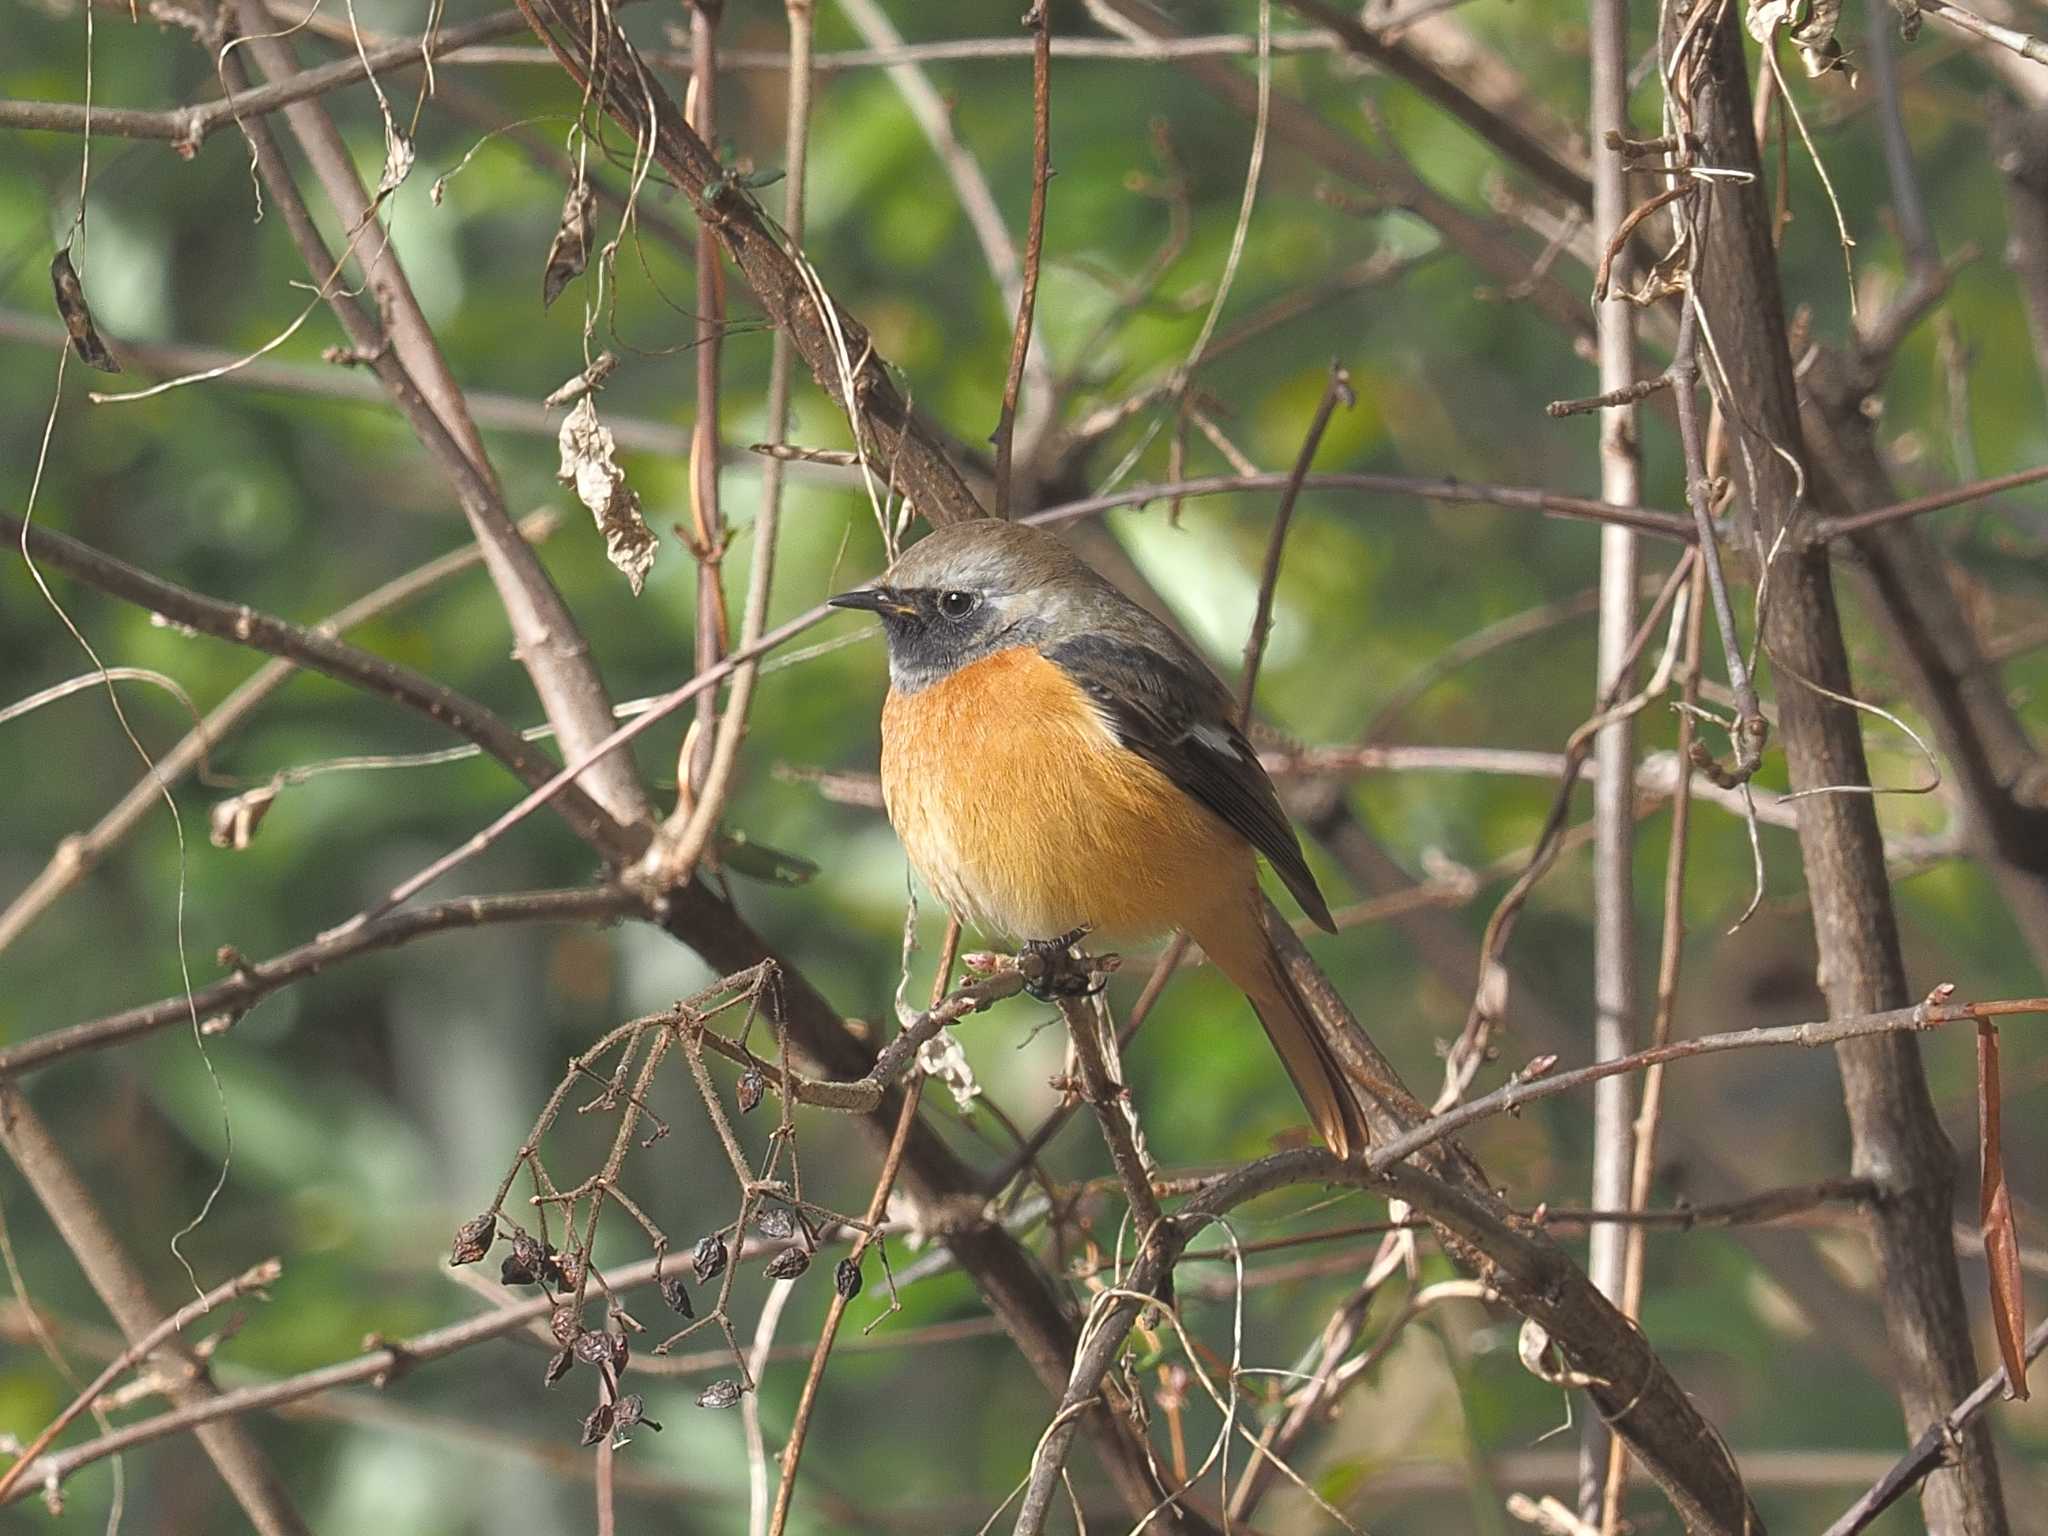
[0,508,558,957]
[1237,362,1353,724]
[0,887,641,1077]
[993,0,1051,517]
[0,1257,283,1502]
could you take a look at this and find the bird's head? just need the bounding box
[828,519,1110,693]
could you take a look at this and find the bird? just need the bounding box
[828,517,1366,1158]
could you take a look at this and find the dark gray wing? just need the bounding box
[1046,632,1336,932]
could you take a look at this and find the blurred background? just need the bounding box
[3,0,2047,1529]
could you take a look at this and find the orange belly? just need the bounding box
[879,645,1253,942]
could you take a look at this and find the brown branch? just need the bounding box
[1237,362,1352,722]
[1674,9,2012,1527]
[0,1085,310,1533]
[0,310,693,454]
[0,887,641,1078]
[512,0,989,527]
[0,511,623,854]
[218,4,649,826]
[767,915,950,1536]
[1821,1314,2048,1536]
[1813,461,2048,539]
[1089,0,1596,342]
[0,508,558,957]
[992,0,1051,518]
[0,1257,283,1502]
[1280,0,1592,208]
[0,10,532,149]
[684,0,728,800]
[1029,468,1699,541]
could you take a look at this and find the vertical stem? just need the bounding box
[1601,558,1706,1534]
[687,0,727,792]
[1583,0,1640,1518]
[993,0,1051,518]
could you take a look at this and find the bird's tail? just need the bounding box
[1188,899,1369,1160]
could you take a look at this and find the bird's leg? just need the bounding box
[1018,926,1105,1001]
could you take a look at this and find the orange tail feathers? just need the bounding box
[1188,898,1369,1160]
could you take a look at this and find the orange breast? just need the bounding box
[879,645,1252,943]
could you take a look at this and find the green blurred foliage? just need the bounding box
[3,0,2048,1531]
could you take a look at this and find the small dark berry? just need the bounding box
[573,1331,613,1366]
[660,1276,695,1318]
[834,1257,863,1300]
[764,1247,811,1281]
[550,1305,582,1348]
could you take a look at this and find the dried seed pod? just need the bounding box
[448,1213,496,1267]
[579,1401,615,1446]
[755,1206,796,1241]
[737,1066,765,1114]
[696,1378,744,1410]
[607,1331,631,1371]
[544,1348,575,1387]
[573,1331,613,1366]
[614,1393,662,1432]
[834,1257,863,1300]
[552,1251,582,1291]
[659,1276,695,1318]
[550,1306,583,1348]
[763,1247,811,1282]
[692,1233,728,1284]
[501,1232,547,1287]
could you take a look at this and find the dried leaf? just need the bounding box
[1745,0,1855,82]
[448,1213,496,1267]
[543,177,597,310]
[543,350,617,409]
[717,831,820,887]
[557,397,658,595]
[1979,1021,2030,1400]
[696,1378,744,1410]
[49,249,120,373]
[375,117,415,197]
[659,1275,695,1318]
[209,782,280,851]
[691,1232,728,1284]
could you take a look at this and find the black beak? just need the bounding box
[827,586,915,618]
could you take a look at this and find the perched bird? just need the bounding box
[829,518,1365,1158]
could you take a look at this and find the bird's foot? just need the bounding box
[1018,927,1108,1001]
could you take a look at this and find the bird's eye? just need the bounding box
[938,590,980,620]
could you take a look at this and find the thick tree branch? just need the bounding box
[219,5,650,826]
[1674,9,2011,1529]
